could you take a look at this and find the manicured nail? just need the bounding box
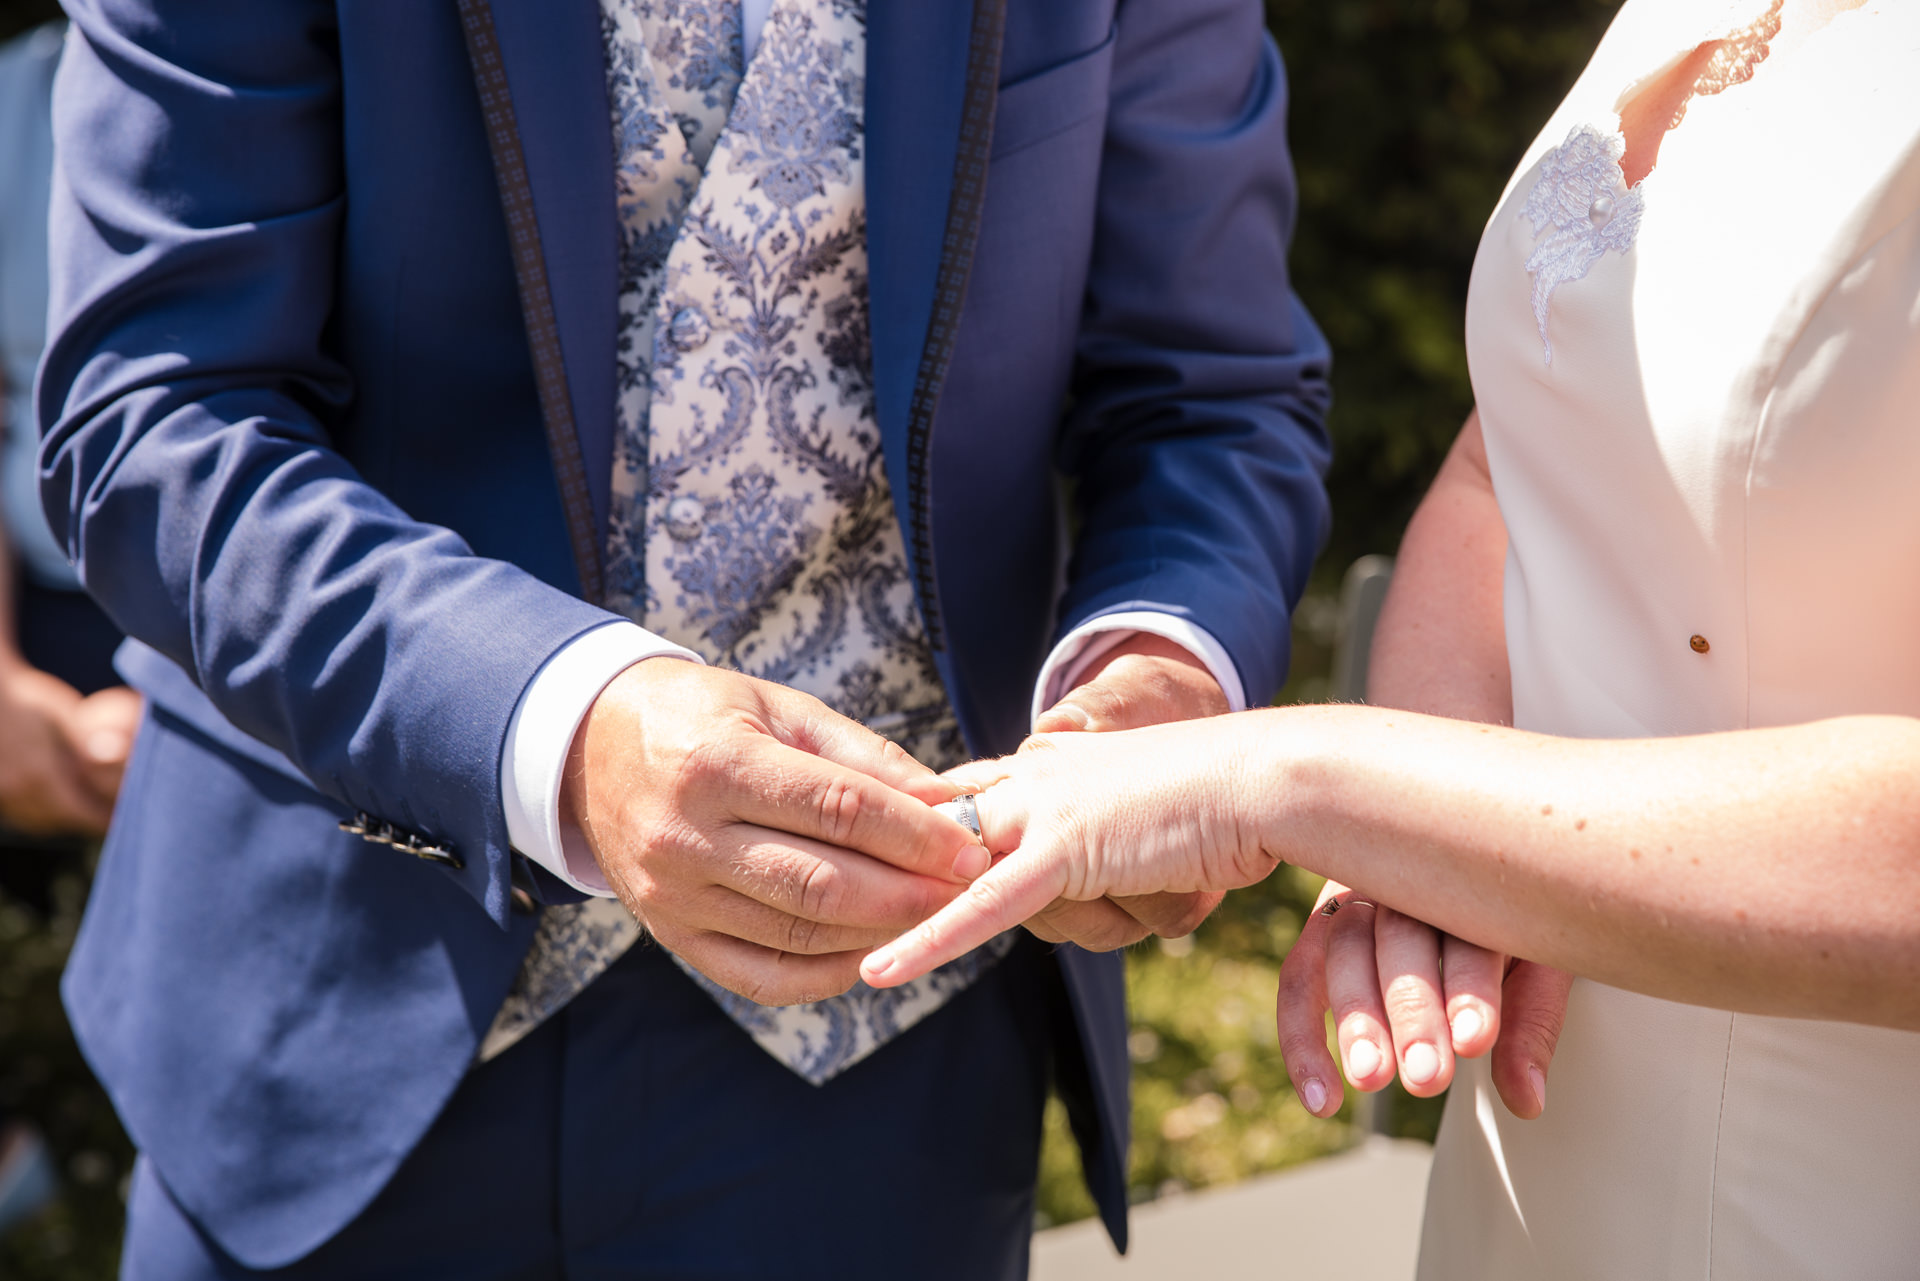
[953,844,990,881]
[1402,1041,1441,1087]
[1451,1007,1484,1045]
[1346,1038,1382,1080]
[1528,1064,1547,1112]
[1302,1077,1328,1114]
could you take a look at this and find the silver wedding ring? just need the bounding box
[937,794,983,840]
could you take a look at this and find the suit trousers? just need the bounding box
[119,931,1063,1280]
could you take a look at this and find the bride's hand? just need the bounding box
[1275,880,1572,1120]
[859,720,1280,987]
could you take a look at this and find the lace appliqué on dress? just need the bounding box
[1521,125,1645,365]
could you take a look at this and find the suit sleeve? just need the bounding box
[38,1,617,924]
[1056,0,1332,706]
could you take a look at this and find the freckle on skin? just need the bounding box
[1541,804,1554,816]
[1575,819,1587,831]
[1630,849,1641,861]
[1735,908,1748,923]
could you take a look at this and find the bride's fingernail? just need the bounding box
[1346,1039,1382,1080]
[1528,1064,1548,1112]
[1451,1007,1484,1045]
[864,952,897,983]
[1403,1041,1441,1087]
[953,844,990,881]
[1302,1077,1328,1114]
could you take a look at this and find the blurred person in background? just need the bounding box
[0,12,136,1239]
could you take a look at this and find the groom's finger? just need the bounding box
[647,917,871,1007]
[728,740,986,883]
[1026,897,1153,951]
[1276,897,1344,1118]
[708,831,961,934]
[860,852,1070,987]
[1491,961,1574,1120]
[765,686,949,802]
[687,884,909,955]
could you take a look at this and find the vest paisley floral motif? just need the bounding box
[482,0,1012,1084]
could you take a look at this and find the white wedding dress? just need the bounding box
[1417,1,1920,1276]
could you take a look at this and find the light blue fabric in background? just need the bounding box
[0,20,75,590]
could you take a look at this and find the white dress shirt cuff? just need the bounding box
[503,621,705,897]
[1032,611,1248,728]
[742,0,773,61]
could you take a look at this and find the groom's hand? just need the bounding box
[561,660,988,1006]
[1276,881,1571,1122]
[1025,634,1229,950]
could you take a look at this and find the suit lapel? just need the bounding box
[462,0,620,594]
[867,0,1007,650]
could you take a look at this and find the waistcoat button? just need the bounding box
[667,306,710,352]
[1689,634,1710,654]
[665,495,706,541]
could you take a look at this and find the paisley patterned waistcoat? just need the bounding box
[480,0,1012,1085]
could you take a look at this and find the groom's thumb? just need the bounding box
[1032,699,1092,733]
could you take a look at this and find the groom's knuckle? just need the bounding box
[1277,1023,1322,1066]
[1509,1011,1565,1065]
[813,777,866,847]
[782,912,827,954]
[735,970,784,1006]
[1276,954,1321,1008]
[1164,897,1214,937]
[669,739,736,809]
[795,859,842,922]
[876,737,914,775]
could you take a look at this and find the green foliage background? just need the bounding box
[0,0,1623,1270]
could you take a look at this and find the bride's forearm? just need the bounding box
[1233,705,1920,1029]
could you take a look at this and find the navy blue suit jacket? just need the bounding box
[41,0,1329,1266]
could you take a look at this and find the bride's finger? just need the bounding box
[940,758,1016,796]
[859,850,1070,988]
[935,776,1026,857]
[1325,897,1397,1093]
[1373,907,1453,1098]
